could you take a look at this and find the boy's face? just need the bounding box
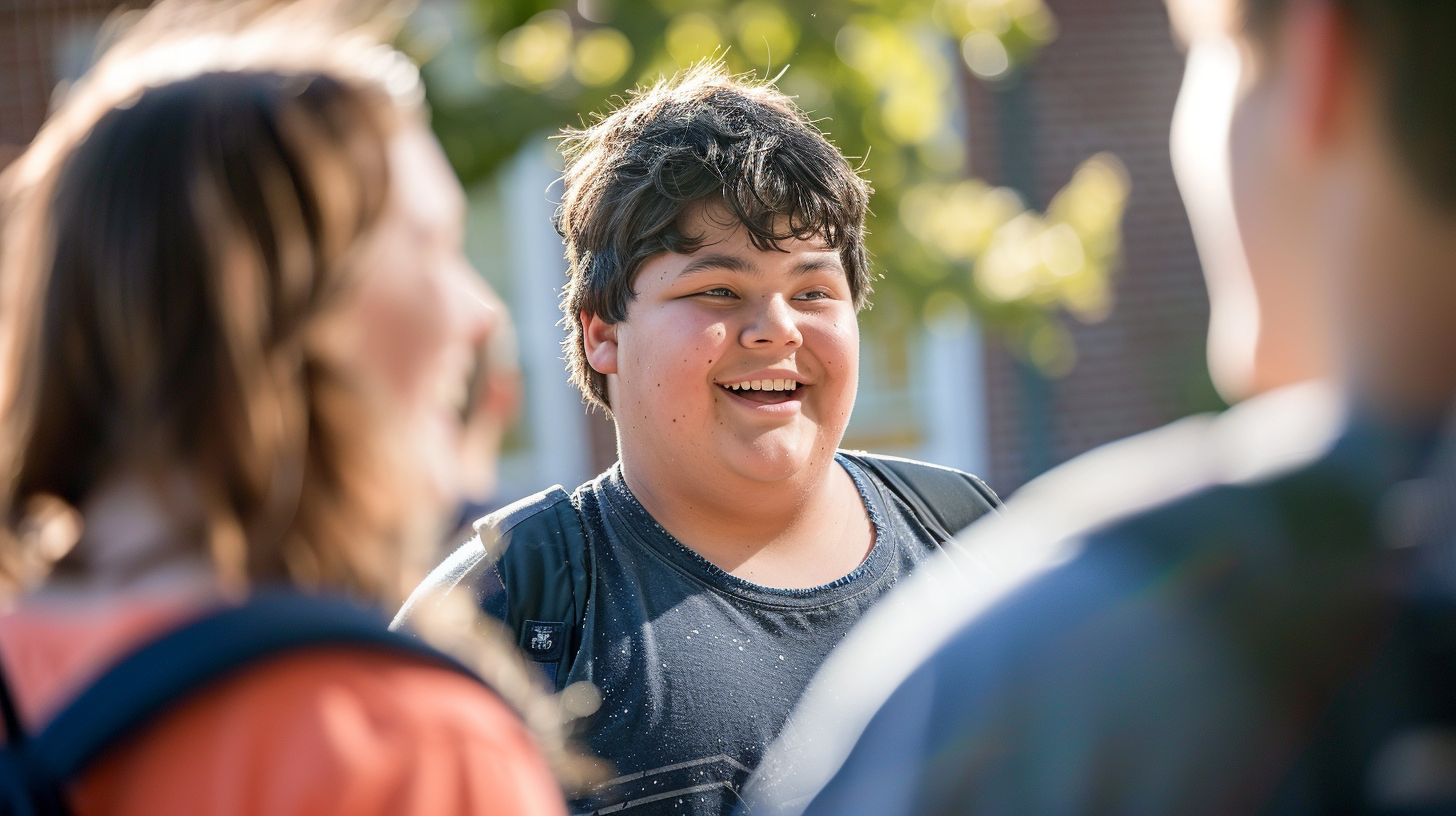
[583,203,859,487]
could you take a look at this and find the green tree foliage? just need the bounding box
[405,0,1129,375]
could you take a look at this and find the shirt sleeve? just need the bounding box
[71,648,569,816]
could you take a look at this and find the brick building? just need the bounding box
[969,0,1218,492]
[1,1,127,168]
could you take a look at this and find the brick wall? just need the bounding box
[967,0,1220,494]
[0,0,125,167]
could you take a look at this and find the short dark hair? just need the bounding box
[1242,0,1456,209]
[554,65,873,411]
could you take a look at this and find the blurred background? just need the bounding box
[2,0,1221,501]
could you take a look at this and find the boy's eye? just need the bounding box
[698,287,738,298]
[794,290,830,301]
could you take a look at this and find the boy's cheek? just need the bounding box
[622,307,721,362]
[805,315,860,374]
[655,323,732,380]
[620,326,731,418]
[810,322,860,416]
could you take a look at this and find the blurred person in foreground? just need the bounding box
[740,0,1456,812]
[0,1,575,812]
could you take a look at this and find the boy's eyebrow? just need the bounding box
[678,253,755,277]
[677,253,844,277]
[792,256,846,275]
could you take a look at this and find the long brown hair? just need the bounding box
[0,0,422,602]
[0,2,605,787]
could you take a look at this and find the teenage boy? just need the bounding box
[396,66,999,815]
[741,0,1456,813]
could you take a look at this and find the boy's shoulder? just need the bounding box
[394,483,589,647]
[837,451,1000,541]
[394,484,593,686]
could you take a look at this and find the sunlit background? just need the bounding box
[2,0,1221,501]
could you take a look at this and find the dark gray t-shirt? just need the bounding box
[566,454,944,815]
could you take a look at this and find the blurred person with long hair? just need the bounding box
[0,1,573,813]
[741,0,1456,812]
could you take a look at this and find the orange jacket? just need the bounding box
[0,595,569,816]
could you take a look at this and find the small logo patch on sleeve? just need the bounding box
[522,620,567,662]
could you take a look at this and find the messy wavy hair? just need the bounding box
[555,64,873,412]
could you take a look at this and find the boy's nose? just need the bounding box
[740,296,802,348]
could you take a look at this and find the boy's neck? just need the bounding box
[618,450,874,590]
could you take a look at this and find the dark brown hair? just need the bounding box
[555,64,873,412]
[1242,0,1456,209]
[0,68,407,597]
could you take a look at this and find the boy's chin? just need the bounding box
[716,431,835,484]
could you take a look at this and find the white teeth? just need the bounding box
[724,378,801,392]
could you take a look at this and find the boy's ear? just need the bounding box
[582,311,619,375]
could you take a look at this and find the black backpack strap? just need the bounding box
[394,486,590,692]
[23,589,478,788]
[0,657,61,816]
[843,452,1001,543]
[0,658,26,750]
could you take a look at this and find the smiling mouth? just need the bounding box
[719,379,802,405]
